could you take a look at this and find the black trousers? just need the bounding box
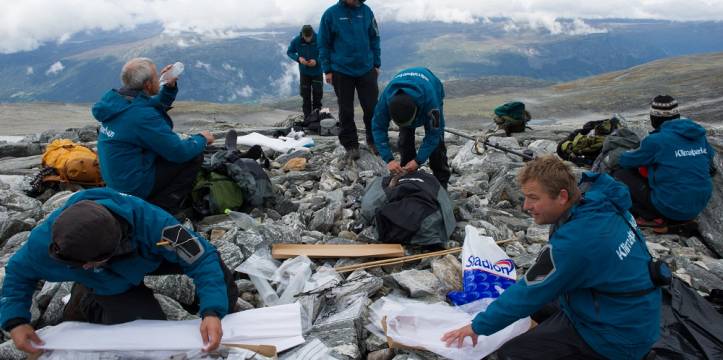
[300,74,323,118]
[63,259,238,325]
[496,303,606,360]
[399,126,451,189]
[332,69,379,149]
[612,168,663,221]
[147,155,203,214]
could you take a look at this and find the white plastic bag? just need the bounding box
[448,225,518,305]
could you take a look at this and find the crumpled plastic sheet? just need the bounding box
[237,131,314,153]
[37,303,305,356]
[367,295,530,360]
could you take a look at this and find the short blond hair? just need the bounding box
[517,155,580,202]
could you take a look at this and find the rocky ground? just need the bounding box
[0,115,721,359]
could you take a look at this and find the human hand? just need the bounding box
[441,324,478,348]
[200,131,215,145]
[200,316,223,352]
[403,160,419,173]
[10,324,44,354]
[325,73,333,84]
[308,59,317,67]
[387,160,403,175]
[299,57,307,65]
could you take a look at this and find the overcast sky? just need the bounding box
[2,0,723,54]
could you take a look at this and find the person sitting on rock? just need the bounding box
[613,95,716,231]
[0,188,238,355]
[92,58,215,215]
[372,67,450,189]
[287,25,324,119]
[442,155,661,360]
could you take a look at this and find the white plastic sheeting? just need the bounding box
[368,295,530,360]
[236,131,314,153]
[37,303,304,353]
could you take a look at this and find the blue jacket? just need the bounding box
[92,85,208,198]
[287,32,323,77]
[0,188,229,330]
[372,68,445,165]
[318,0,381,77]
[619,118,715,221]
[472,173,661,360]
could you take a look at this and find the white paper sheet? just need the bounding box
[237,132,313,153]
[38,303,305,352]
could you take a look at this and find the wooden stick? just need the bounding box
[334,239,516,273]
[222,343,278,357]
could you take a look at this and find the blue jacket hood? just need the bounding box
[92,89,163,123]
[659,118,707,140]
[576,172,632,216]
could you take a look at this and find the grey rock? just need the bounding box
[0,340,24,360]
[357,227,378,243]
[257,222,303,244]
[0,142,44,158]
[311,297,368,360]
[309,190,344,233]
[505,242,527,258]
[145,275,196,305]
[431,255,462,291]
[512,253,537,269]
[236,298,255,311]
[392,270,443,298]
[212,240,245,271]
[331,270,383,302]
[683,236,716,258]
[154,294,199,320]
[697,145,723,257]
[37,282,72,328]
[525,224,550,243]
[0,155,42,173]
[0,176,31,193]
[685,263,723,293]
[368,349,396,360]
[41,190,74,216]
[235,279,256,293]
[77,125,99,142]
[527,243,543,255]
[276,149,312,165]
[486,167,524,207]
[230,229,267,258]
[365,333,389,353]
[35,281,63,310]
[491,215,531,233]
[0,231,29,266]
[702,258,723,282]
[527,139,558,157]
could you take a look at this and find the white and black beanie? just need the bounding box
[650,95,680,129]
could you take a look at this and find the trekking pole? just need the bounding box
[445,128,535,161]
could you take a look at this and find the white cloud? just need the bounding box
[237,86,253,98]
[26,67,34,75]
[45,61,65,75]
[270,60,299,98]
[194,60,211,71]
[3,1,723,53]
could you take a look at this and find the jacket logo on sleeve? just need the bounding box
[99,125,115,138]
[615,230,637,260]
[161,225,205,264]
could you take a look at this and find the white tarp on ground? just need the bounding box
[368,295,530,360]
[37,303,304,352]
[237,131,313,153]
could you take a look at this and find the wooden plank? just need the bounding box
[272,243,405,259]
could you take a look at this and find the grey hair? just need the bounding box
[120,58,155,90]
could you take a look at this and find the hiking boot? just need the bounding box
[346,147,361,160]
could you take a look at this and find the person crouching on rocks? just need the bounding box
[612,95,716,233]
[92,58,215,217]
[0,188,238,355]
[442,156,661,360]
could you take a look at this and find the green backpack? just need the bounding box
[556,118,621,166]
[191,171,245,216]
[493,102,531,135]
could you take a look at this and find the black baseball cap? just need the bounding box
[49,201,124,265]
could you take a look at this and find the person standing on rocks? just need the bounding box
[613,95,716,231]
[442,156,661,360]
[318,0,381,160]
[0,188,238,355]
[287,25,324,119]
[92,58,215,216]
[372,67,450,188]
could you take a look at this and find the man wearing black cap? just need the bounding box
[319,0,381,160]
[287,25,323,119]
[372,67,450,188]
[613,95,716,230]
[0,188,238,355]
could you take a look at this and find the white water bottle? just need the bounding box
[160,61,184,86]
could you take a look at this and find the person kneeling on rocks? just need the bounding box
[92,58,216,216]
[442,156,661,360]
[372,67,450,189]
[0,188,238,355]
[613,95,716,231]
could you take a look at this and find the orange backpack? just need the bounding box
[41,139,104,186]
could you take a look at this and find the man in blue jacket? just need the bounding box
[0,188,238,355]
[372,67,450,188]
[319,0,381,159]
[442,156,661,360]
[287,25,324,119]
[614,95,715,229]
[92,58,215,214]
